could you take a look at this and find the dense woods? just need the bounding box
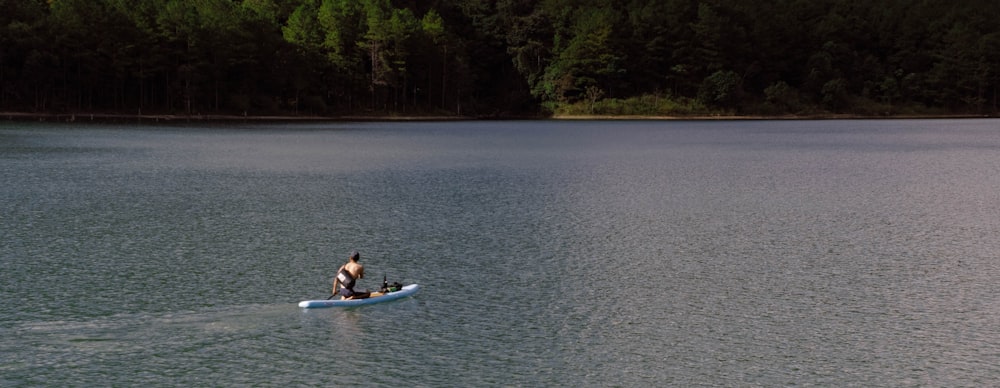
[2,0,998,117]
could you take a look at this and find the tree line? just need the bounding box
[2,0,998,117]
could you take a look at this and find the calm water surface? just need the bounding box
[2,119,999,386]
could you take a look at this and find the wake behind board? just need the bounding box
[299,284,420,308]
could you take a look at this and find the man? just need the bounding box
[332,251,370,300]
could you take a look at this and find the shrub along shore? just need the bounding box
[2,110,990,124]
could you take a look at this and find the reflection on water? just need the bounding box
[2,119,999,385]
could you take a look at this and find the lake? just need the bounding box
[2,119,999,386]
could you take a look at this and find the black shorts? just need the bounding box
[339,288,369,299]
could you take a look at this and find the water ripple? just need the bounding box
[3,120,1000,385]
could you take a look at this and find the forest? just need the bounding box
[1,0,998,118]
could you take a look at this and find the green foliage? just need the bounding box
[421,9,445,40]
[698,70,742,108]
[821,78,850,112]
[535,4,624,102]
[550,93,708,116]
[283,2,321,50]
[1,0,998,116]
[764,81,802,112]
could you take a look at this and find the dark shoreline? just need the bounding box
[0,111,476,123]
[1,111,994,123]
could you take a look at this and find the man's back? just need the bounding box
[344,260,364,280]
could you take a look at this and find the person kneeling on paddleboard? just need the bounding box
[333,251,370,300]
